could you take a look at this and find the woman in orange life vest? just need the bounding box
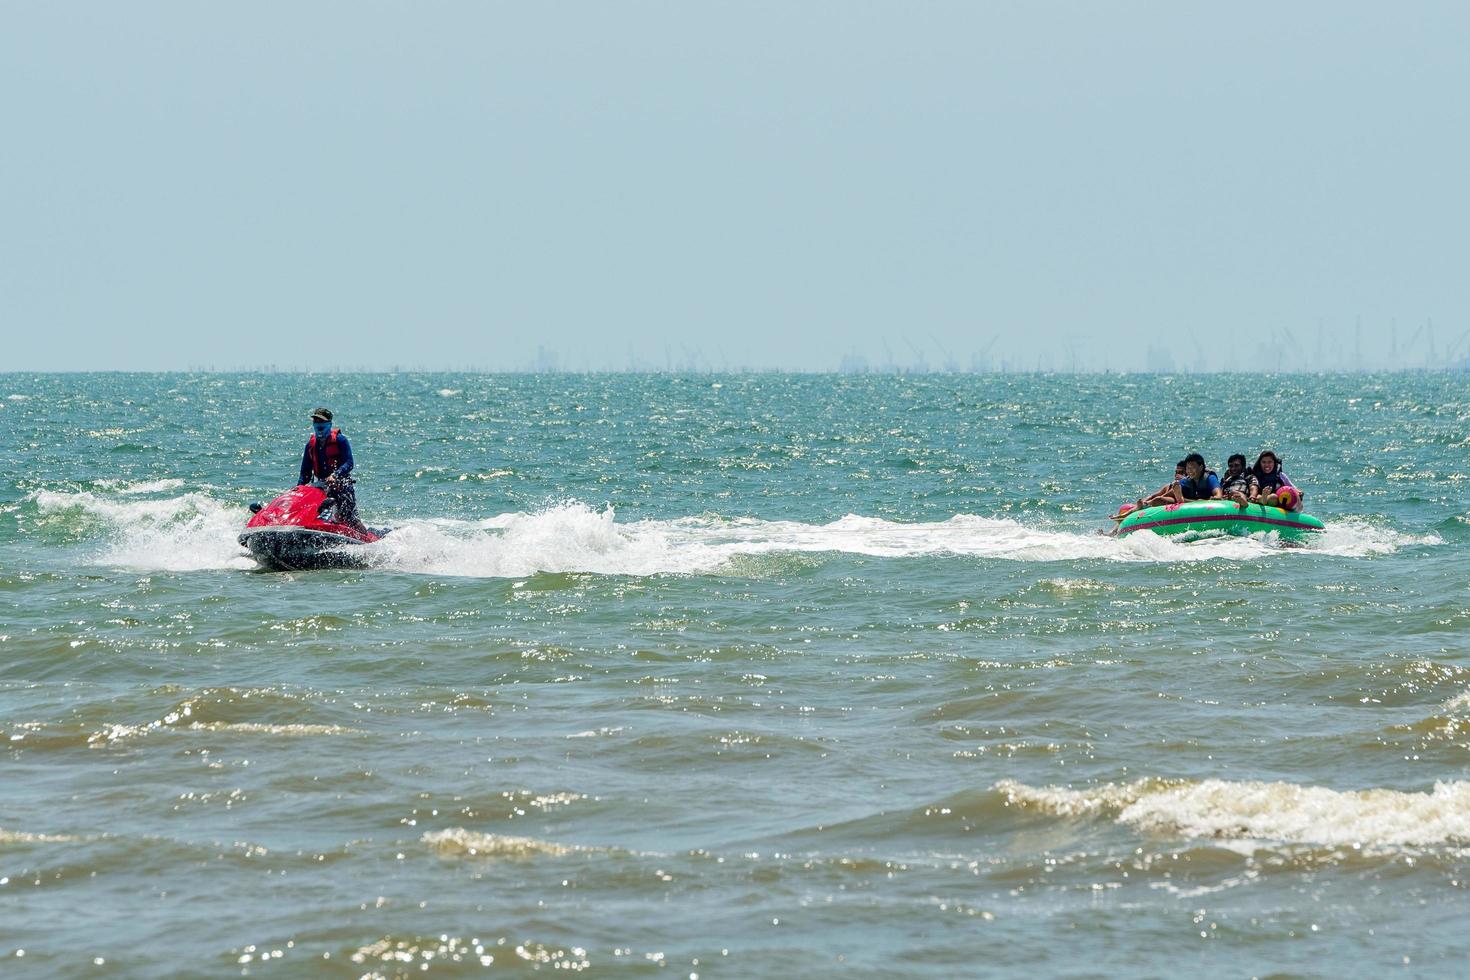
[298,407,369,534]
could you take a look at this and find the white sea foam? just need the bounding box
[365,507,1148,577]
[33,488,256,571]
[369,503,700,577]
[998,777,1470,848]
[32,486,1437,577]
[1441,688,1470,714]
[1303,516,1441,557]
[90,721,360,745]
[363,505,1431,577]
[93,478,188,495]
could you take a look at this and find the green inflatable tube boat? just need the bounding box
[1115,500,1325,541]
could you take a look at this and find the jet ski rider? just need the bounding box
[299,408,369,534]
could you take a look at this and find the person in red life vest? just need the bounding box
[298,407,368,533]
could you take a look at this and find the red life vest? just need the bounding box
[307,429,344,479]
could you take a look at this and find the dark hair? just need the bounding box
[1227,453,1246,467]
[1184,452,1206,468]
[1254,450,1280,469]
[311,407,333,422]
[1175,459,1187,470]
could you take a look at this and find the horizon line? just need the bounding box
[3,366,1469,377]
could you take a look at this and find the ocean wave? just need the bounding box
[421,828,601,859]
[81,687,360,746]
[346,935,588,972]
[27,486,1435,577]
[0,827,78,845]
[90,720,361,746]
[1,687,365,750]
[1443,688,1470,714]
[997,777,1470,848]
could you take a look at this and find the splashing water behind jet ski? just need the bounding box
[238,485,390,571]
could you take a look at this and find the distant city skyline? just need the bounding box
[154,315,1466,374]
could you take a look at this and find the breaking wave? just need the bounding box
[421,829,603,859]
[90,720,361,746]
[27,487,1437,578]
[997,777,1470,848]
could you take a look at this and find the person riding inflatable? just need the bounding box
[1176,453,1222,501]
[1219,453,1257,507]
[1251,451,1302,512]
[298,407,368,534]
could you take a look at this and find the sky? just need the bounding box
[3,2,1468,372]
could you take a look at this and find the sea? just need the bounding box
[1,371,1467,978]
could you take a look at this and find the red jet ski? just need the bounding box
[239,485,386,571]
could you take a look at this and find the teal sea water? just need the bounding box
[2,372,1468,977]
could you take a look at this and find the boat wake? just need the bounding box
[26,485,1441,577]
[29,486,257,571]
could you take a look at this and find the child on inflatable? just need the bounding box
[1250,450,1302,512]
[1111,460,1186,520]
[1219,453,1257,507]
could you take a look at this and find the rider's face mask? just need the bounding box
[313,421,331,438]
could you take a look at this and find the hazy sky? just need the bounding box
[3,2,1467,371]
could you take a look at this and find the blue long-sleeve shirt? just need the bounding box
[298,432,355,485]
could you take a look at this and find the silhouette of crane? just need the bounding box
[1402,321,1426,368]
[971,335,999,373]
[1443,329,1470,367]
[903,337,930,373]
[930,335,960,373]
